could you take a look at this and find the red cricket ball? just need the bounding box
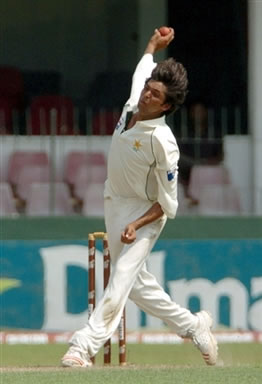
[158,26,171,36]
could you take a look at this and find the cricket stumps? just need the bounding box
[88,232,127,366]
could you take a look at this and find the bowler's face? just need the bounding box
[138,80,170,118]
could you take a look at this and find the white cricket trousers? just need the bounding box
[70,196,198,357]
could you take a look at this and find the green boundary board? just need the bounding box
[1,216,262,240]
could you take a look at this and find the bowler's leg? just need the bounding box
[62,227,160,367]
[129,264,198,335]
[129,265,218,365]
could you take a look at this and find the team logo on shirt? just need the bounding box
[133,139,142,152]
[167,168,176,181]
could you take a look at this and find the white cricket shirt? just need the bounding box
[104,54,179,219]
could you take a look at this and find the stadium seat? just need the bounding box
[0,66,24,134]
[0,182,18,216]
[0,66,24,109]
[26,182,74,216]
[16,165,50,201]
[187,165,231,201]
[28,95,74,135]
[7,151,49,186]
[198,185,242,215]
[64,151,106,188]
[92,109,121,135]
[82,183,105,217]
[74,163,107,200]
[0,97,17,134]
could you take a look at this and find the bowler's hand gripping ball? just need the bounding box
[158,26,171,36]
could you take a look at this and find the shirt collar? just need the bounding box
[126,103,166,129]
[138,115,166,128]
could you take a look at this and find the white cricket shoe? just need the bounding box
[61,346,93,368]
[190,310,218,365]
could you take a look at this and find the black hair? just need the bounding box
[149,58,188,115]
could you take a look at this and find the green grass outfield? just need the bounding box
[1,343,262,384]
